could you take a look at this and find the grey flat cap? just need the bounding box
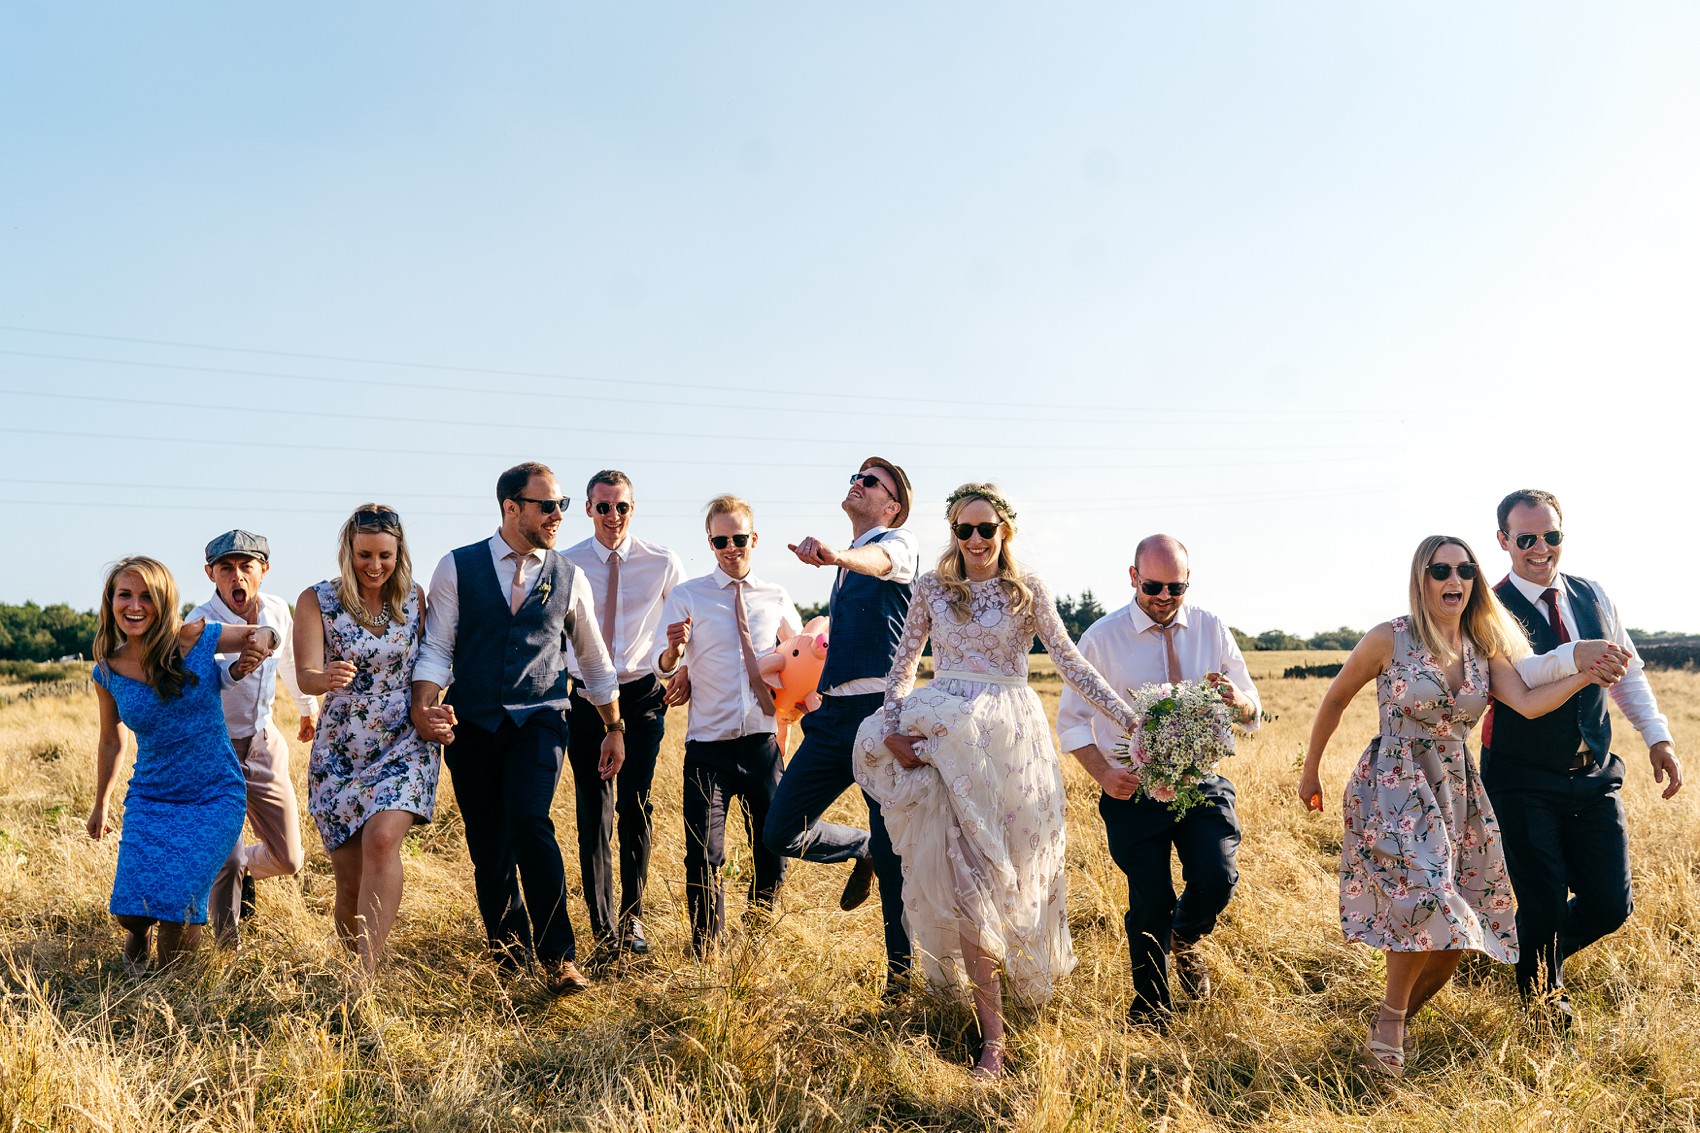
[205,529,270,564]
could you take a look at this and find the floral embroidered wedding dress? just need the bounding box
[854,572,1137,1004]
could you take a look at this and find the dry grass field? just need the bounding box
[1,653,1696,1132]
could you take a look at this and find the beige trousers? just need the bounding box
[210,723,305,943]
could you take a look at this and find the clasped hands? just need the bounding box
[411,702,457,746]
[229,626,281,681]
[1576,640,1632,686]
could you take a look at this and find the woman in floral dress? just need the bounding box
[295,504,438,971]
[855,483,1138,1079]
[1297,535,1603,1077]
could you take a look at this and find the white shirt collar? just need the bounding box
[850,526,892,549]
[1127,601,1191,634]
[491,530,546,562]
[1505,570,1557,605]
[714,567,753,588]
[592,535,633,562]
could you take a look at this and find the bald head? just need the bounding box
[1131,534,1191,625]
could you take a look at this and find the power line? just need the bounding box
[0,323,1384,419]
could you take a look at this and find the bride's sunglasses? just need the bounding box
[1426,562,1479,581]
[952,522,1000,540]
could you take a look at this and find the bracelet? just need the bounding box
[605,719,627,734]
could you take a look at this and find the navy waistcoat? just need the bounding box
[817,530,915,692]
[444,541,579,731]
[1487,574,1611,769]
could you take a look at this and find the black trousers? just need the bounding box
[761,692,909,979]
[683,735,788,953]
[443,710,581,964]
[1482,750,1633,996]
[1100,776,1240,1015]
[566,675,669,938]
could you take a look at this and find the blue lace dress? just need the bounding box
[93,623,246,924]
[306,581,439,852]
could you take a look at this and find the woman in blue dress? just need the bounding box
[88,555,278,972]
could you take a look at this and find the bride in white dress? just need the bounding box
[854,483,1139,1078]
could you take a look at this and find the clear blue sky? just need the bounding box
[3,4,1695,634]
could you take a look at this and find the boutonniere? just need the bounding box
[537,579,553,606]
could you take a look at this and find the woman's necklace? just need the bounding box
[355,597,389,627]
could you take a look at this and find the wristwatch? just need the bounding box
[605,719,627,734]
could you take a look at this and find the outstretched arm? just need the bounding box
[1486,654,1598,719]
[1298,622,1393,811]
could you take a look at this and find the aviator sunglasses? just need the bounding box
[1514,530,1564,551]
[710,533,752,549]
[594,501,633,515]
[1140,580,1189,597]
[1426,562,1480,581]
[515,496,570,514]
[953,522,1000,540]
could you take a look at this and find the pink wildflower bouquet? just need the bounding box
[1113,680,1237,816]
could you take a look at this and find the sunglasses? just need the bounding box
[594,501,633,516]
[1426,562,1480,581]
[953,522,1000,540]
[710,533,752,549]
[1514,530,1564,551]
[515,496,569,515]
[850,472,892,495]
[1139,580,1189,597]
[353,507,400,528]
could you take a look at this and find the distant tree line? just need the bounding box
[0,602,99,661]
[1229,626,1364,652]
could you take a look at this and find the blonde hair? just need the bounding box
[335,503,414,624]
[935,482,1034,620]
[703,494,754,533]
[95,555,194,699]
[1406,535,1529,666]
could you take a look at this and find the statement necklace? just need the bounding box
[354,599,389,628]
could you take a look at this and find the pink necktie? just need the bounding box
[601,550,621,656]
[508,552,528,615]
[733,580,778,715]
[1156,623,1183,684]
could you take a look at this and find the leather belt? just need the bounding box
[1567,748,1594,773]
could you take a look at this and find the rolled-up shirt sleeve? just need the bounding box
[873,529,919,585]
[565,569,620,705]
[413,552,460,689]
[1216,621,1261,733]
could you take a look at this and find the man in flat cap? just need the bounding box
[764,457,917,995]
[187,529,319,945]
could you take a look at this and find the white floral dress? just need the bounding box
[307,582,440,852]
[854,572,1137,1004]
[1339,617,1517,959]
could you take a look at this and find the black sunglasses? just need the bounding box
[1139,580,1189,597]
[953,522,1000,540]
[850,472,892,495]
[1427,562,1480,581]
[710,533,752,549]
[353,507,401,528]
[1514,530,1564,551]
[515,496,569,515]
[594,501,633,516]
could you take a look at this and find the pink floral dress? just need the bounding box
[1340,617,1517,959]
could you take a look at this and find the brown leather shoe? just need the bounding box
[840,854,876,911]
[543,960,591,995]
[1171,939,1212,1000]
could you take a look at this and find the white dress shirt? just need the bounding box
[655,568,801,742]
[561,533,686,684]
[1058,600,1260,755]
[823,525,919,698]
[1501,571,1671,747]
[189,591,319,740]
[414,531,620,705]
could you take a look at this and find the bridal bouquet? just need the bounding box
[1113,680,1237,816]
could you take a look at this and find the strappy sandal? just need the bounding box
[1362,1004,1406,1078]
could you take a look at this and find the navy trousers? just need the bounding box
[1481,750,1633,997]
[1100,775,1240,1016]
[566,675,669,939]
[761,692,910,980]
[444,710,581,965]
[683,735,789,954]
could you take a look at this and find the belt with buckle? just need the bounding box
[1567,749,1593,773]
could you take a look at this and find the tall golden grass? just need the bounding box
[1,655,1696,1131]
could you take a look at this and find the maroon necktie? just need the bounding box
[1541,587,1571,644]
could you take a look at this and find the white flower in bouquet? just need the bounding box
[1113,679,1237,815]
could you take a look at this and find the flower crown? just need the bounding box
[944,484,1017,522]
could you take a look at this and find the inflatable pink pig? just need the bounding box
[761,616,829,753]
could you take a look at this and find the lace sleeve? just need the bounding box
[1031,576,1137,731]
[882,573,934,736]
